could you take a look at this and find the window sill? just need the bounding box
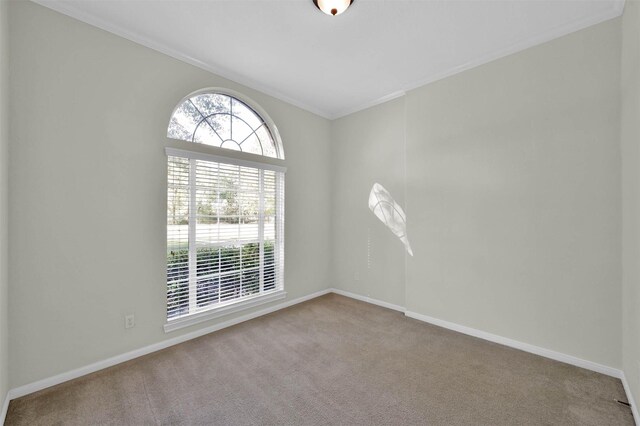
[164,290,287,333]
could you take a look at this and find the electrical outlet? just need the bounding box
[125,314,135,329]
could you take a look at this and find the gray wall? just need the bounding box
[331,18,622,369]
[330,97,406,307]
[0,0,9,410]
[2,0,630,395]
[8,0,331,388]
[405,18,622,368]
[622,0,640,409]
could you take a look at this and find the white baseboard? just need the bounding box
[327,289,623,379]
[1,389,9,426]
[331,290,638,423]
[404,310,621,378]
[4,285,631,421]
[330,288,406,313]
[621,372,639,425]
[8,288,331,400]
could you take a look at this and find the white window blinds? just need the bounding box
[167,153,285,320]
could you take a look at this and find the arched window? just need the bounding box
[167,91,284,159]
[165,90,285,331]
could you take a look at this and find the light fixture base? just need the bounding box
[313,0,354,17]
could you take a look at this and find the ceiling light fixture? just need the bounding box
[313,0,354,16]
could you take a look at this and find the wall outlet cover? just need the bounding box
[125,314,135,329]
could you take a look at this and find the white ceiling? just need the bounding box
[34,0,624,119]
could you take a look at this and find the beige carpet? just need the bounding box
[5,293,634,425]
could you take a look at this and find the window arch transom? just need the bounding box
[168,92,283,159]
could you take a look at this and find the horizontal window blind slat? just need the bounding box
[167,154,284,322]
[166,147,287,173]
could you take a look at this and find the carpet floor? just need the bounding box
[5,293,634,425]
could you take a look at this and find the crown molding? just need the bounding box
[401,0,626,93]
[31,0,625,121]
[329,90,406,120]
[29,0,334,120]
[330,0,625,119]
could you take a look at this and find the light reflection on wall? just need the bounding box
[368,183,413,256]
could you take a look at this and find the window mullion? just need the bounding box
[188,159,198,314]
[259,169,265,294]
[276,172,284,289]
[238,166,243,298]
[217,162,221,305]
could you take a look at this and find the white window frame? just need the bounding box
[167,87,286,160]
[164,147,286,333]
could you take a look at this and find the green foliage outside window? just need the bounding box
[167,242,276,317]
